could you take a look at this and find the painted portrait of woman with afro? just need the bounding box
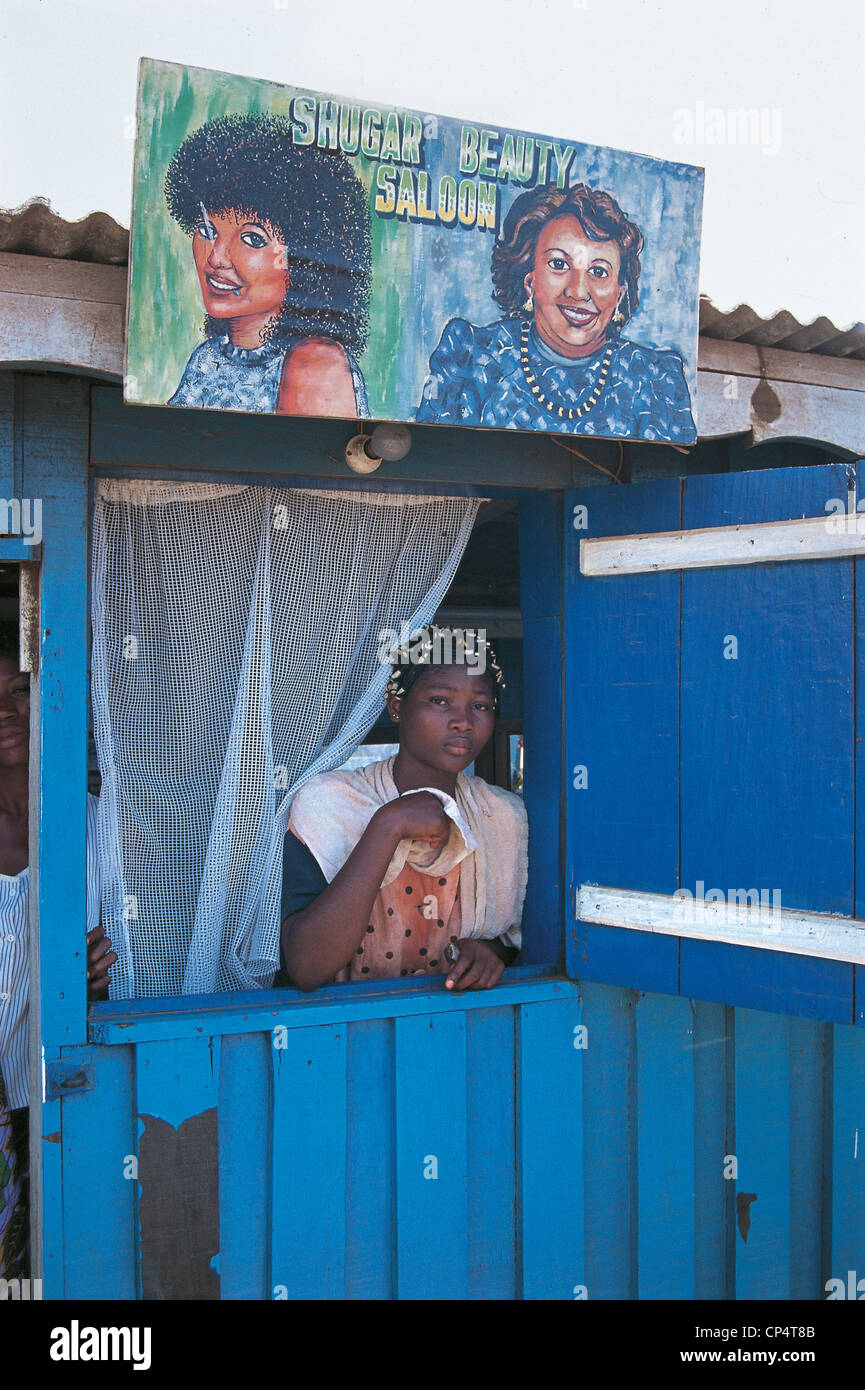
[163,112,372,418]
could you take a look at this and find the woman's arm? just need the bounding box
[276,337,358,417]
[282,792,449,992]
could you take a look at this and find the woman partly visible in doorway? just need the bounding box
[416,182,696,443]
[164,113,372,418]
[0,625,114,1277]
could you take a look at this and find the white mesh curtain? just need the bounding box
[91,480,482,998]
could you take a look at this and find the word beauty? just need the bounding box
[49,1321,152,1370]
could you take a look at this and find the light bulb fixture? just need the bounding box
[344,434,383,473]
[343,422,412,473]
[369,422,411,462]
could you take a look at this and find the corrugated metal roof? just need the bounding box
[1,198,863,359]
[699,295,865,360]
[0,198,128,265]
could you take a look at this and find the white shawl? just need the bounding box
[288,755,527,948]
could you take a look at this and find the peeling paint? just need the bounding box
[736,1192,758,1243]
[138,1109,220,1300]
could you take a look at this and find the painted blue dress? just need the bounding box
[415,316,696,443]
[169,334,370,417]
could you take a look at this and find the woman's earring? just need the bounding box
[613,302,626,325]
[522,292,534,314]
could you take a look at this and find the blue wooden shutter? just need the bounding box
[564,461,862,1023]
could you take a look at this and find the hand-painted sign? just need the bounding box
[126,58,704,444]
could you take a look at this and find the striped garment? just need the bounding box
[0,794,101,1109]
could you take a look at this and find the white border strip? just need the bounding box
[577,884,865,966]
[580,514,865,577]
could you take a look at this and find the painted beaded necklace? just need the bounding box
[519,319,613,421]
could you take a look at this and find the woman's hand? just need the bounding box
[86,925,117,1001]
[444,938,505,992]
[376,792,450,848]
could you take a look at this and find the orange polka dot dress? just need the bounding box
[337,860,463,982]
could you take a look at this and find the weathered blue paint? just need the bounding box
[681,466,855,1020]
[635,992,696,1300]
[271,1024,347,1300]
[216,1032,271,1300]
[566,464,865,1025]
[61,1043,138,1300]
[49,989,865,1299]
[517,997,584,1299]
[467,1007,516,1299]
[8,368,864,1301]
[565,478,682,995]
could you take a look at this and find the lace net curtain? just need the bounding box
[91,480,481,998]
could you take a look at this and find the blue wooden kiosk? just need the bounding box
[1,212,864,1300]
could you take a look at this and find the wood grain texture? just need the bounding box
[467,1007,516,1299]
[517,997,584,1299]
[345,1018,395,1299]
[394,1012,468,1300]
[681,464,856,1019]
[635,991,696,1299]
[565,478,681,990]
[581,511,865,576]
[270,1024,347,1300]
[61,1044,138,1299]
[217,1031,271,1300]
[733,1010,791,1299]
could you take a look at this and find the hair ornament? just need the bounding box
[383,624,506,702]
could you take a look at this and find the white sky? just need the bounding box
[2,0,863,327]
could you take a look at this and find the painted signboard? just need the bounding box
[126,58,704,443]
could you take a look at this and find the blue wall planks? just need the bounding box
[46,976,865,1301]
[733,1010,792,1299]
[217,1031,271,1299]
[581,981,636,1299]
[466,1007,517,1299]
[271,1024,347,1300]
[61,1044,138,1300]
[135,1037,221,1300]
[635,992,696,1299]
[692,1002,731,1300]
[516,997,584,1299]
[394,1012,469,1300]
[829,1021,865,1286]
[345,1018,395,1299]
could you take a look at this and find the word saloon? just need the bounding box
[49,1321,152,1371]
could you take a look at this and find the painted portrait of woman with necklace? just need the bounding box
[416,182,696,443]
